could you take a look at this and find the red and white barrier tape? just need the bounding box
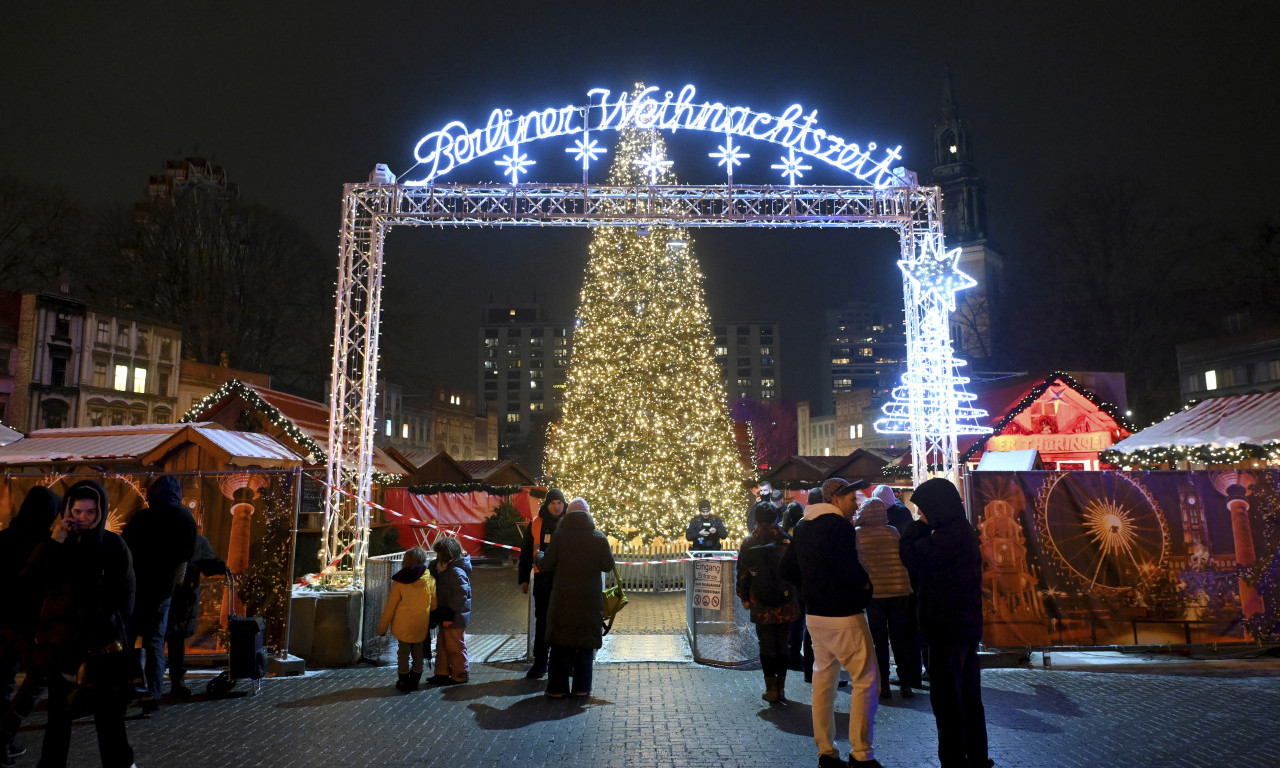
[299,473,736,568]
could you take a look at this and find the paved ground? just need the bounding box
[19,564,1280,767]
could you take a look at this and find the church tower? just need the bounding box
[930,68,1003,362]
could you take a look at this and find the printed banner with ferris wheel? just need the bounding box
[969,470,1280,647]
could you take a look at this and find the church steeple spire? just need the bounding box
[934,65,972,170]
[931,68,983,241]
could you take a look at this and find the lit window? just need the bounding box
[849,425,857,440]
[857,424,863,438]
[385,419,392,436]
[715,346,727,356]
[506,413,520,423]
[1204,370,1217,390]
[114,365,128,391]
[401,423,409,439]
[133,368,146,394]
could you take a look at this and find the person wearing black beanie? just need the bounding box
[518,489,568,679]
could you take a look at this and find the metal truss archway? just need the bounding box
[323,178,977,584]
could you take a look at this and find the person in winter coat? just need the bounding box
[855,497,920,701]
[0,486,61,763]
[164,533,225,697]
[24,480,136,768]
[536,497,614,699]
[736,501,801,704]
[871,484,925,688]
[685,499,727,551]
[517,488,567,679]
[900,477,991,768]
[780,477,882,768]
[378,547,436,692]
[427,536,471,685]
[122,475,197,713]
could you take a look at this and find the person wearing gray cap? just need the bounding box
[781,477,883,768]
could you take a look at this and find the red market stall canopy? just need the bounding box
[1103,391,1280,467]
[381,450,542,556]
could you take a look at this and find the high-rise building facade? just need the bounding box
[477,305,571,448]
[712,321,780,402]
[824,301,905,412]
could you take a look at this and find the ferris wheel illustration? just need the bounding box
[1034,472,1170,592]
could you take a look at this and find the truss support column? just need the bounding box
[901,187,959,487]
[323,184,391,587]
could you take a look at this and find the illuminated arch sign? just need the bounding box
[409,84,904,187]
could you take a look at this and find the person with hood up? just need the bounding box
[122,475,197,713]
[855,497,920,701]
[0,485,61,764]
[23,480,136,768]
[780,477,882,768]
[685,499,727,551]
[536,497,614,699]
[899,478,991,768]
[737,501,801,704]
[427,536,471,686]
[378,546,436,692]
[517,488,567,679]
[870,484,924,690]
[164,532,225,697]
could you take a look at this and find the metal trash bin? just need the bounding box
[684,553,757,666]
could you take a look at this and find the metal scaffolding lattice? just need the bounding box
[324,179,969,584]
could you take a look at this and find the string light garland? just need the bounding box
[545,92,750,542]
[181,378,405,485]
[961,370,1137,464]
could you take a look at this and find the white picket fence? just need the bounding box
[610,540,742,593]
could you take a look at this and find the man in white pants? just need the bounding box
[782,477,883,768]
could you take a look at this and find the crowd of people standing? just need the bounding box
[0,476,225,768]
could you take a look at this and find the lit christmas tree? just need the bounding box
[546,120,750,542]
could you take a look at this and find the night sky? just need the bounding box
[3,2,1278,410]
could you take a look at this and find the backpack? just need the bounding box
[746,540,792,607]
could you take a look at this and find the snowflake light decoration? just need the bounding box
[634,141,674,184]
[495,144,535,184]
[566,136,607,172]
[897,237,978,312]
[771,148,812,187]
[709,135,750,177]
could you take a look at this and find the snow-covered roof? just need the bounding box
[0,423,301,467]
[1109,392,1280,452]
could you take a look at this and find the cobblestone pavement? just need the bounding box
[30,658,1280,767]
[22,564,1280,767]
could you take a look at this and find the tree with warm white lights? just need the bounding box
[545,121,749,543]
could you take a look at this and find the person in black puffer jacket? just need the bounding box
[900,477,991,768]
[536,498,614,699]
[24,480,136,768]
[0,485,61,761]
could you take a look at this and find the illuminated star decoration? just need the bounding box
[709,136,750,179]
[770,148,812,187]
[897,239,977,312]
[634,141,674,184]
[496,143,535,184]
[566,136,607,172]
